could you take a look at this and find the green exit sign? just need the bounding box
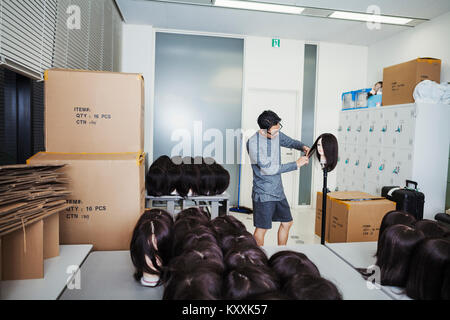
[272,39,280,48]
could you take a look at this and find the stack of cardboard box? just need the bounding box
[315,191,396,243]
[28,69,146,251]
[0,164,70,280]
[382,58,441,106]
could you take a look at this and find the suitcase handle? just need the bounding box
[405,180,418,190]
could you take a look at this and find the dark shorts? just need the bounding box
[252,198,293,229]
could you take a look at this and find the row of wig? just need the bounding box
[364,210,450,300]
[146,156,230,197]
[130,207,342,300]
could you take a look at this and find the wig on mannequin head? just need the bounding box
[224,244,269,270]
[376,210,417,257]
[146,156,173,196]
[210,215,247,236]
[166,242,225,278]
[163,269,223,300]
[244,291,290,300]
[175,207,211,223]
[219,231,258,254]
[223,265,279,300]
[172,225,218,257]
[268,250,320,286]
[283,273,342,300]
[307,133,338,172]
[406,238,450,300]
[414,219,449,239]
[375,224,425,287]
[129,209,174,286]
[210,163,230,195]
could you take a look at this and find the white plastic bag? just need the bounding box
[413,80,450,104]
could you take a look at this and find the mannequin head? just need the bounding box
[376,210,417,257]
[130,209,174,286]
[414,219,449,239]
[283,274,342,300]
[406,238,450,300]
[268,250,320,287]
[163,269,223,300]
[308,133,338,172]
[223,265,279,300]
[376,224,425,286]
[224,244,269,270]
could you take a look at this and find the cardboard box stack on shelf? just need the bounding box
[315,191,396,243]
[0,164,70,280]
[382,57,441,106]
[27,69,146,251]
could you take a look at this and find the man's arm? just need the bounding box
[279,132,308,152]
[247,137,298,175]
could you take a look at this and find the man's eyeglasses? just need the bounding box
[268,122,282,134]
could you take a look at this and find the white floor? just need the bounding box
[229,207,321,246]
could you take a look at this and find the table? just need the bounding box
[262,244,392,300]
[146,193,230,219]
[0,245,92,300]
[59,251,164,300]
[326,242,412,300]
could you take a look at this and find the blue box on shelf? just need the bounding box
[354,88,371,109]
[368,94,382,107]
[342,91,356,110]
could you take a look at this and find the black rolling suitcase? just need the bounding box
[381,180,425,220]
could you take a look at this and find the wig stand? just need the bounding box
[321,168,328,245]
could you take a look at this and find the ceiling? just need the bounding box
[115,0,450,46]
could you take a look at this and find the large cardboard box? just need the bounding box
[1,220,44,280]
[28,152,146,251]
[44,69,144,153]
[315,191,396,243]
[382,58,441,106]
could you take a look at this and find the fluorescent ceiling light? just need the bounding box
[329,11,412,25]
[214,0,304,15]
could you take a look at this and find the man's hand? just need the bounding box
[296,156,309,168]
[303,146,310,157]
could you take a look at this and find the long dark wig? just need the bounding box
[129,209,174,286]
[376,210,417,257]
[307,133,338,172]
[268,250,320,287]
[223,265,279,300]
[283,273,342,300]
[375,224,425,287]
[406,238,450,300]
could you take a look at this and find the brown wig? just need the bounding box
[414,219,449,239]
[223,265,279,300]
[406,238,450,300]
[283,273,342,300]
[163,269,223,300]
[376,210,417,257]
[307,133,338,172]
[224,244,269,270]
[268,250,320,287]
[375,224,425,287]
[129,209,174,286]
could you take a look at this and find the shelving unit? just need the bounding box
[336,103,450,220]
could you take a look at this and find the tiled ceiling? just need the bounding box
[116,0,450,45]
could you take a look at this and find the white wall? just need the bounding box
[121,24,154,167]
[240,36,305,209]
[239,38,368,209]
[368,11,450,85]
[120,24,369,209]
[311,42,368,207]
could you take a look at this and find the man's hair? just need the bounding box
[257,110,281,130]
